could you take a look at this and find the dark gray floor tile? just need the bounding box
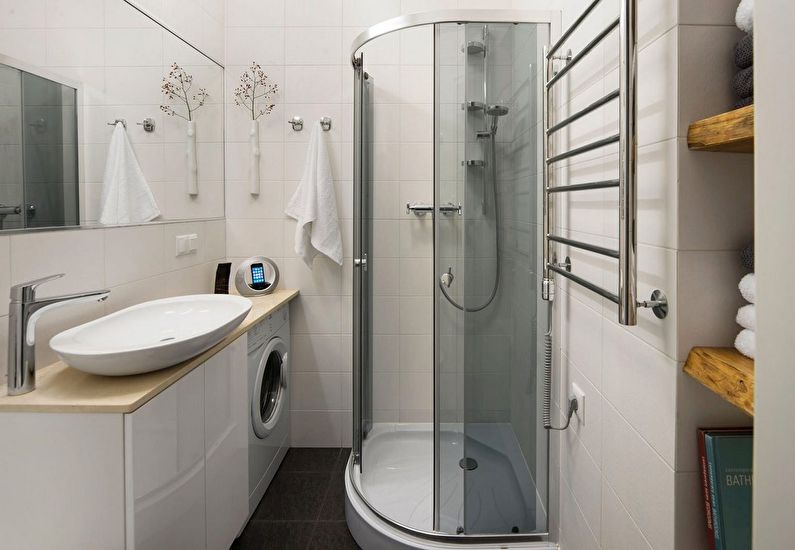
[319,469,346,521]
[334,449,351,472]
[281,448,343,473]
[232,520,315,550]
[310,521,361,550]
[254,470,331,521]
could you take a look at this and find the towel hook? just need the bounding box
[288,116,304,131]
[107,118,127,128]
[137,118,156,132]
[320,116,332,131]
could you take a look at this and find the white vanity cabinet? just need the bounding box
[0,336,248,550]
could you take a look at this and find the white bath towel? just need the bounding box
[738,273,756,304]
[736,0,753,35]
[285,122,343,267]
[736,304,756,331]
[99,122,160,225]
[735,329,756,359]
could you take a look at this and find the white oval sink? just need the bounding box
[50,294,252,376]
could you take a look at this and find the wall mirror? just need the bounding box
[0,0,224,233]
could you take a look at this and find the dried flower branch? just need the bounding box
[160,62,208,122]
[234,62,278,121]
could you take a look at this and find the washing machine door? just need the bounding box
[252,337,288,439]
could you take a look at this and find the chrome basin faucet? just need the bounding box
[7,274,110,396]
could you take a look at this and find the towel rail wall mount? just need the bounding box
[542,0,668,324]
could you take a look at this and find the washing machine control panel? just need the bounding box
[247,305,289,350]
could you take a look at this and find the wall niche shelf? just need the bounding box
[687,104,754,153]
[684,347,754,416]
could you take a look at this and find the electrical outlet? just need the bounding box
[570,382,586,426]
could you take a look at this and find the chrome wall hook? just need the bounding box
[137,118,156,132]
[107,118,127,128]
[288,116,304,131]
[288,116,332,132]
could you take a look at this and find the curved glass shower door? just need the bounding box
[434,21,550,536]
[351,15,550,542]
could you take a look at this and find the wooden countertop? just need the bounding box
[0,289,299,414]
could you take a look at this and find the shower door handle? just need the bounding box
[354,253,368,271]
[438,203,462,216]
[406,202,434,216]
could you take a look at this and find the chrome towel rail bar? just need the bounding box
[542,0,668,325]
[546,17,619,89]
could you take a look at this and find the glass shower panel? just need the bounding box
[434,22,467,534]
[435,21,550,536]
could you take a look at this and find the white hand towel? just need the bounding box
[738,273,756,304]
[285,122,343,268]
[736,0,753,35]
[99,122,160,225]
[736,304,756,331]
[735,329,756,359]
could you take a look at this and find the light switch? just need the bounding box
[175,233,198,256]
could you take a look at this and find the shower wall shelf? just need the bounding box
[684,347,755,416]
[462,101,485,111]
[687,104,754,153]
[542,0,667,326]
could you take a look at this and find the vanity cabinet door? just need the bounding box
[125,366,206,550]
[204,337,248,550]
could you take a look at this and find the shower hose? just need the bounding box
[439,130,500,313]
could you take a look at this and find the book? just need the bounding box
[702,429,753,550]
[698,428,752,550]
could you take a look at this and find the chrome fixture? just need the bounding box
[7,274,110,396]
[439,267,454,288]
[463,40,485,55]
[107,118,127,128]
[438,202,462,215]
[461,101,485,111]
[288,116,304,131]
[406,202,434,215]
[486,104,509,134]
[461,159,485,167]
[541,0,666,325]
[289,116,333,132]
[137,117,156,132]
[0,204,22,216]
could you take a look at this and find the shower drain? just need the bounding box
[458,457,478,470]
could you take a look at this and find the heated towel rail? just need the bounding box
[542,0,667,325]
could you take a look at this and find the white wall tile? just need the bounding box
[104,224,165,287]
[603,403,675,550]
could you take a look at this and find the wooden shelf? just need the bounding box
[687,104,754,153]
[684,347,754,416]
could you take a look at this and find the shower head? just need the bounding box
[486,104,509,134]
[486,104,509,117]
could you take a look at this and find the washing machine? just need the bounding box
[247,304,290,516]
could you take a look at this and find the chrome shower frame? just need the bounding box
[350,9,561,547]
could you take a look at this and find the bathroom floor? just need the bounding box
[233,447,359,550]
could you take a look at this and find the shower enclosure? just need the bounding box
[349,10,557,547]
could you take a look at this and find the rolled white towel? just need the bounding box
[736,0,753,35]
[736,304,756,330]
[735,329,756,359]
[738,273,756,304]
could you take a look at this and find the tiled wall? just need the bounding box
[0,219,227,378]
[0,0,225,223]
[550,0,754,549]
[124,0,225,62]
